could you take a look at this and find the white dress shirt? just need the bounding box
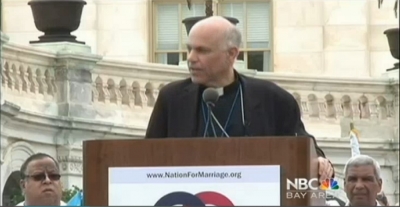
[345,200,381,206]
[16,200,67,206]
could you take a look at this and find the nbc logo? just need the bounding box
[320,178,339,190]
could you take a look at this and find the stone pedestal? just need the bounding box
[31,42,102,118]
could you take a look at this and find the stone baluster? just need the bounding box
[351,101,361,119]
[20,67,29,93]
[145,83,155,107]
[132,82,142,107]
[12,66,22,93]
[128,88,136,108]
[103,83,111,104]
[359,96,370,119]
[301,101,309,117]
[319,102,327,118]
[368,101,378,120]
[115,84,122,105]
[376,96,388,120]
[5,65,13,91]
[28,68,39,95]
[307,94,319,118]
[324,94,336,119]
[107,79,118,104]
[140,87,148,107]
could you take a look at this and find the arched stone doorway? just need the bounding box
[2,171,23,206]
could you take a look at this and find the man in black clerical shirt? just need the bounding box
[145,16,334,180]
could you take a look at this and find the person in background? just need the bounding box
[348,123,391,206]
[343,155,383,206]
[16,153,66,206]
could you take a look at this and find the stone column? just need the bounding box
[31,43,102,119]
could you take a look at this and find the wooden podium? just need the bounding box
[83,137,325,206]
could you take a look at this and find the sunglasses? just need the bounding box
[24,173,61,182]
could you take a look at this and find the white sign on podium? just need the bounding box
[109,165,281,206]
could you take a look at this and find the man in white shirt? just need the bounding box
[343,155,383,206]
[16,153,64,206]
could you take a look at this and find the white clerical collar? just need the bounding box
[215,87,224,96]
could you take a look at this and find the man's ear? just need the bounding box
[228,47,240,61]
[378,178,383,191]
[20,179,26,195]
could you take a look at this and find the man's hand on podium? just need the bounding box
[318,157,334,182]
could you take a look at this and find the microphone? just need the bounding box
[202,88,219,106]
[202,88,229,138]
[202,88,219,137]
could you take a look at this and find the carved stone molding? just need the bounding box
[57,153,83,175]
[60,161,83,174]
[57,155,83,163]
[57,145,83,175]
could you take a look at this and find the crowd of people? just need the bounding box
[9,16,399,206]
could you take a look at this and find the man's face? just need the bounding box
[20,157,62,205]
[344,165,382,206]
[186,27,238,87]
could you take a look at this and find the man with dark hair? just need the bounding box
[17,153,66,206]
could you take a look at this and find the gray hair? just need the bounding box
[343,155,381,180]
[223,26,242,49]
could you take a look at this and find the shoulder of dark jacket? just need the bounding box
[239,74,296,105]
[158,78,192,97]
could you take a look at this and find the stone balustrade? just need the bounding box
[1,32,398,130]
[1,39,58,105]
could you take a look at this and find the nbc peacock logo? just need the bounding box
[320,178,339,190]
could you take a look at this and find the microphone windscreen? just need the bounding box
[202,88,219,105]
